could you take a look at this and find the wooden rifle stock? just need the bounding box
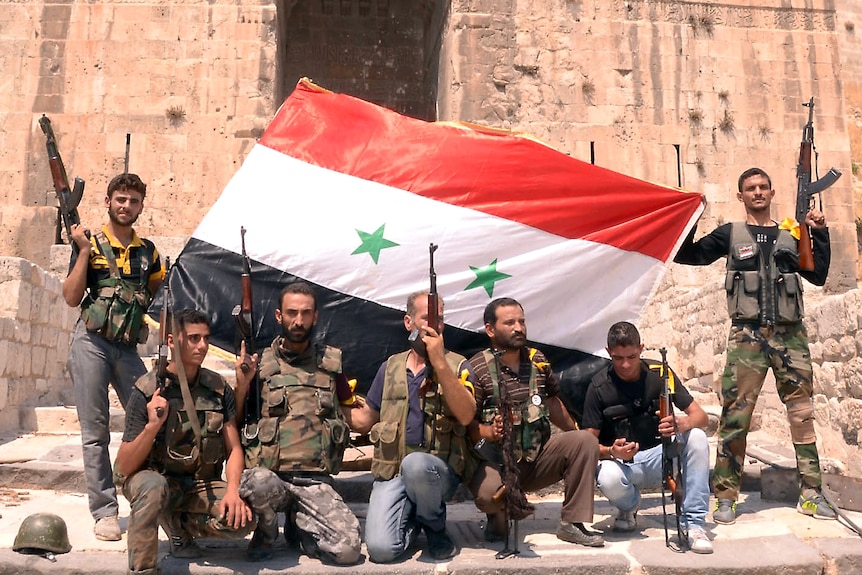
[427,243,439,333]
[232,227,260,430]
[38,115,85,248]
[795,97,842,272]
[796,121,815,272]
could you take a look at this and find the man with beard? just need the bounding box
[62,173,164,541]
[344,291,477,563]
[467,298,602,547]
[235,281,361,564]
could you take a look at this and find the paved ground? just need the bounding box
[2,429,862,575]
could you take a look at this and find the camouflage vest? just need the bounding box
[370,350,475,483]
[726,223,803,325]
[479,348,551,464]
[135,368,227,481]
[80,231,152,345]
[243,341,349,475]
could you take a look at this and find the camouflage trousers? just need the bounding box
[714,323,823,501]
[239,467,361,565]
[123,470,255,572]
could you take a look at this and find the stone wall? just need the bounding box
[0,257,78,434]
[642,270,862,476]
[1,0,278,268]
[438,0,858,290]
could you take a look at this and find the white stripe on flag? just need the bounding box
[193,144,662,356]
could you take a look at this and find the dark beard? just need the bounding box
[283,326,312,344]
[108,207,139,227]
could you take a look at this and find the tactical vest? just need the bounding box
[135,368,227,481]
[593,360,675,451]
[243,341,350,475]
[369,350,475,482]
[725,223,803,325]
[479,348,551,464]
[80,231,153,345]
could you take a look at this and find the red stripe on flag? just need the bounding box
[260,80,702,261]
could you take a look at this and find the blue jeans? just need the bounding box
[364,452,459,563]
[596,428,710,528]
[67,320,146,520]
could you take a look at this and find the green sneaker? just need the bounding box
[797,492,837,520]
[713,499,737,525]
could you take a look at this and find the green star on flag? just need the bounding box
[351,224,399,264]
[465,259,511,297]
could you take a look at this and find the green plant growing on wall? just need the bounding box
[699,14,715,36]
[688,108,704,126]
[582,78,595,104]
[846,21,855,33]
[695,157,706,176]
[718,109,734,133]
[166,105,186,126]
[687,14,699,32]
[856,217,862,253]
[852,161,860,176]
[718,90,730,104]
[758,123,771,141]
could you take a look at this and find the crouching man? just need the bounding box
[582,322,712,553]
[115,309,255,575]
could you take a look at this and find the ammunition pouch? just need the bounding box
[725,270,760,322]
[81,279,151,345]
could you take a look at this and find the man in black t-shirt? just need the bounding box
[583,322,712,553]
[115,309,254,574]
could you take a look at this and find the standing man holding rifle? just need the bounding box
[345,244,478,562]
[675,98,839,524]
[61,169,164,542]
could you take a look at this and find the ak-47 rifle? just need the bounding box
[409,244,442,449]
[231,227,260,435]
[491,350,534,559]
[155,257,172,418]
[796,97,841,271]
[659,347,687,552]
[38,115,86,250]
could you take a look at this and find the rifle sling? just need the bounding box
[171,315,203,451]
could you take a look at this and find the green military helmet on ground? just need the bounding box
[13,512,72,557]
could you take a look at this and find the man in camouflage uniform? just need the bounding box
[63,173,164,541]
[115,309,254,575]
[675,167,835,523]
[468,298,602,547]
[344,291,477,562]
[235,281,361,564]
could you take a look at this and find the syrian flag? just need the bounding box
[164,79,703,421]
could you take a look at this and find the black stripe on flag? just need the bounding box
[150,237,609,423]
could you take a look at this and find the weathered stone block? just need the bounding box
[844,357,862,400]
[31,346,46,377]
[822,338,842,362]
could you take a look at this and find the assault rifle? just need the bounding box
[795,97,841,271]
[38,115,86,249]
[410,244,441,448]
[155,257,172,418]
[659,347,687,552]
[231,227,260,436]
[491,350,534,559]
